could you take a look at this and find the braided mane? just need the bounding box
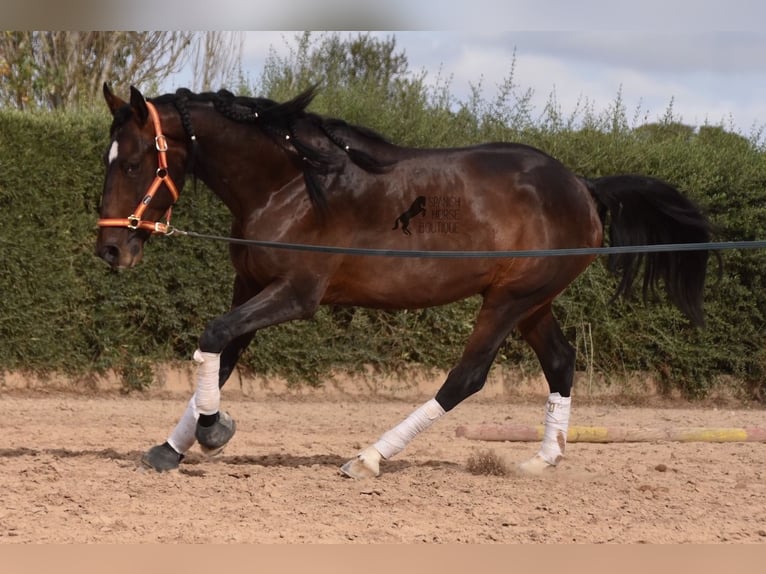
[151,86,396,214]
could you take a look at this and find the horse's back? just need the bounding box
[313,141,603,308]
[387,141,601,246]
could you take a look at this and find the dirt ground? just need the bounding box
[1,373,765,544]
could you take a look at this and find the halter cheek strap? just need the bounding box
[98,101,181,235]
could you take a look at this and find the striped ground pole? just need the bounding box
[454,424,766,443]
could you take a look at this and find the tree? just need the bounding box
[258,32,412,99]
[188,31,244,92]
[0,31,242,111]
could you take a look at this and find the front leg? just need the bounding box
[183,330,256,457]
[193,279,322,453]
[141,278,319,471]
[141,331,256,470]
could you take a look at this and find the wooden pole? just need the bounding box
[454,424,766,443]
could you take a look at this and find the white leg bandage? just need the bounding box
[167,394,199,454]
[192,349,221,415]
[373,398,446,460]
[537,392,571,465]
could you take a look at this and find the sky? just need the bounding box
[232,29,766,138]
[8,0,766,138]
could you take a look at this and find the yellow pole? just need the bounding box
[455,424,766,443]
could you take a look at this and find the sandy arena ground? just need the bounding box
[1,373,765,544]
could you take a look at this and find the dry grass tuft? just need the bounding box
[466,449,510,476]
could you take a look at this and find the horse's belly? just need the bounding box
[322,259,496,309]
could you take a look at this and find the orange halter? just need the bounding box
[98,101,181,234]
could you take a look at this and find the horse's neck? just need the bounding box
[189,109,300,211]
[339,126,402,159]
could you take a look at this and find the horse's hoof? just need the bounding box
[517,454,556,475]
[195,411,236,456]
[141,442,184,472]
[340,446,381,479]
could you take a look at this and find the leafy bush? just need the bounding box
[2,33,765,400]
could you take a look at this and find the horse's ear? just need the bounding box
[129,85,149,125]
[103,83,126,116]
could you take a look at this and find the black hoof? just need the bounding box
[195,411,236,456]
[141,442,184,472]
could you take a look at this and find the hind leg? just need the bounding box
[341,294,524,479]
[516,304,576,475]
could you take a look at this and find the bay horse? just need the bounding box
[96,84,712,477]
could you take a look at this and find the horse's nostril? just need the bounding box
[99,244,120,266]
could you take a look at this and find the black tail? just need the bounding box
[584,175,713,327]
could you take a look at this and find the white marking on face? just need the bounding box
[108,140,119,164]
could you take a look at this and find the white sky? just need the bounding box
[11,0,766,136]
[225,29,766,138]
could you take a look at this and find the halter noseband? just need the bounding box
[98,100,181,235]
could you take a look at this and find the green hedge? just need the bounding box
[2,103,766,400]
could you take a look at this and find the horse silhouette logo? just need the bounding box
[392,196,426,235]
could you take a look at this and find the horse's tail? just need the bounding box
[583,174,714,327]
[392,217,400,230]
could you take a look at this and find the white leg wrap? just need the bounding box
[537,392,571,465]
[167,394,199,454]
[373,398,446,460]
[192,349,221,415]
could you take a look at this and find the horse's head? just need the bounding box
[96,84,187,269]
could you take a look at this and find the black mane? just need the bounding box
[151,87,396,214]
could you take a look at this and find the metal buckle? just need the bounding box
[127,215,140,230]
[155,134,168,152]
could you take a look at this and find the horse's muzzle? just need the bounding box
[98,244,122,268]
[96,239,143,269]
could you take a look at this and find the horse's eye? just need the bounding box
[124,162,140,176]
